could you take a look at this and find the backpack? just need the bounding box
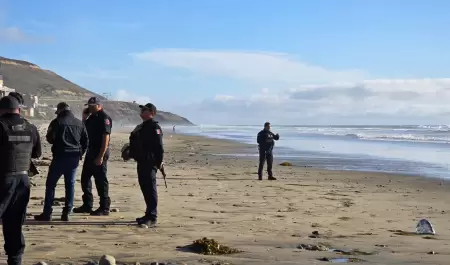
[129,124,144,161]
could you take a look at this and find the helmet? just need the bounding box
[121,143,131,161]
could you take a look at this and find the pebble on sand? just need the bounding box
[99,255,116,265]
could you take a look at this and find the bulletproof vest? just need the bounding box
[0,118,33,174]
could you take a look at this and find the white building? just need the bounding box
[0,75,16,97]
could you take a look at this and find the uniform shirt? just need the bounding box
[84,109,112,156]
[46,110,89,157]
[257,129,280,152]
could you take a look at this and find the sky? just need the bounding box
[1,0,450,125]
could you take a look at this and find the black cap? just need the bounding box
[55,102,69,114]
[8,92,24,106]
[85,97,101,106]
[0,96,20,109]
[138,103,157,112]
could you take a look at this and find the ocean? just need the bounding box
[165,124,450,179]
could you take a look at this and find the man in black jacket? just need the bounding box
[128,103,164,227]
[34,102,89,221]
[257,122,280,180]
[0,96,41,265]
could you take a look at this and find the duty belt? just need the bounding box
[4,171,28,177]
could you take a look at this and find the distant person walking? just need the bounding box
[257,122,279,180]
[34,102,88,221]
[73,97,112,216]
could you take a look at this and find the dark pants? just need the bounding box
[0,174,30,265]
[80,152,110,210]
[137,162,158,220]
[258,150,273,179]
[43,153,80,214]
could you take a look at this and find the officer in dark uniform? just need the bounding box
[34,102,89,221]
[0,96,42,265]
[257,122,279,180]
[8,92,40,177]
[127,103,164,227]
[73,97,112,216]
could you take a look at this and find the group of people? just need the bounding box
[0,91,279,265]
[0,94,164,265]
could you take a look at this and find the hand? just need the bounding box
[94,156,103,166]
[157,162,164,170]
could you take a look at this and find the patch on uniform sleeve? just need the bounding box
[105,119,110,125]
[156,129,161,135]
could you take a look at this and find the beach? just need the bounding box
[3,130,450,265]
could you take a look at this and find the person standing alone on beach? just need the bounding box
[257,122,279,180]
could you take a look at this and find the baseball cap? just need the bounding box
[8,92,25,107]
[138,103,157,112]
[85,97,101,106]
[0,96,20,110]
[55,102,69,114]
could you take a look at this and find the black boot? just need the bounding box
[73,205,92,213]
[34,212,52,221]
[90,207,110,216]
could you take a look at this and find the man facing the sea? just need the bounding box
[257,122,279,180]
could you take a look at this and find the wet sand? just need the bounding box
[2,130,450,265]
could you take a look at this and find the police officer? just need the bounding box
[34,102,89,221]
[0,96,42,265]
[73,97,112,216]
[127,103,164,227]
[257,122,279,180]
[7,92,40,178]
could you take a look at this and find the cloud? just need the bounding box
[185,78,450,124]
[113,89,151,104]
[131,49,369,85]
[70,68,128,80]
[0,26,53,44]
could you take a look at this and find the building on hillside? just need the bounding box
[0,75,16,97]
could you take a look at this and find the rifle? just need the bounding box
[160,162,168,188]
[29,161,39,177]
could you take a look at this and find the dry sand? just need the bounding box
[1,128,450,265]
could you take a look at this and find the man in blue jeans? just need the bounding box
[34,102,88,221]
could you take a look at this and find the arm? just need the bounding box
[80,123,89,157]
[273,133,280,141]
[97,117,112,159]
[45,119,57,144]
[31,124,42,159]
[150,124,164,167]
[257,131,263,144]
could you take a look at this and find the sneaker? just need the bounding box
[34,213,52,221]
[90,208,110,216]
[61,213,69,221]
[268,176,277,180]
[73,205,92,214]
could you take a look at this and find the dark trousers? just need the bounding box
[137,162,158,220]
[43,153,80,214]
[258,150,273,179]
[0,174,30,265]
[80,152,110,210]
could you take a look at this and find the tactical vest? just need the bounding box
[0,118,33,174]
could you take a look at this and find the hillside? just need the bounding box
[0,56,193,125]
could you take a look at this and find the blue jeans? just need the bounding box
[43,153,80,214]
